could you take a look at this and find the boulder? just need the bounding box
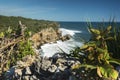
[48,64,57,73]
[31,27,71,49]
[61,34,71,41]
[41,59,52,71]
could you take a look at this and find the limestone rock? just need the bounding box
[41,59,52,71]
[23,76,29,80]
[31,27,70,48]
[30,75,38,80]
[48,64,57,73]
[16,55,35,68]
[4,55,81,80]
[56,58,67,64]
[61,34,71,41]
[25,67,31,75]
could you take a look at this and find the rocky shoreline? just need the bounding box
[3,53,81,80]
[2,26,78,80]
[2,22,120,80]
[1,20,98,80]
[31,27,71,49]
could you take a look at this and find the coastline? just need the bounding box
[2,26,83,80]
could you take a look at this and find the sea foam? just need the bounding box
[40,28,83,57]
[60,28,82,36]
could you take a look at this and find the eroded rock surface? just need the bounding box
[31,27,71,48]
[4,54,80,80]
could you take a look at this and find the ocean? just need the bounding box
[59,22,120,42]
[59,22,90,42]
[40,22,120,57]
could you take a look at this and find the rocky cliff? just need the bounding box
[31,27,71,48]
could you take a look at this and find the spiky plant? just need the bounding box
[71,26,120,79]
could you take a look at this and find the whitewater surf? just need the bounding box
[39,28,83,57]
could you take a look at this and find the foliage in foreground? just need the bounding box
[0,23,34,75]
[106,24,120,59]
[0,15,59,76]
[71,25,120,79]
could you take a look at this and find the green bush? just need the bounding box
[0,24,35,74]
[0,15,59,33]
[106,25,120,59]
[71,26,120,79]
[17,39,34,60]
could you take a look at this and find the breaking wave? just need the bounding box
[40,28,83,57]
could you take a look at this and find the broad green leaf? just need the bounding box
[109,57,120,65]
[96,48,104,53]
[99,66,108,78]
[109,69,118,80]
[86,41,96,47]
[0,32,4,38]
[90,28,100,35]
[105,37,114,40]
[99,65,118,79]
[106,26,112,31]
[96,35,101,40]
[104,52,110,60]
[71,63,81,70]
[104,26,112,34]
[80,45,88,49]
[97,67,102,77]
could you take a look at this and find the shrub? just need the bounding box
[17,39,34,60]
[0,23,35,75]
[71,26,120,79]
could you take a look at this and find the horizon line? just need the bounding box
[0,15,120,23]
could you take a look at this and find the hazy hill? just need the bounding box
[0,15,59,33]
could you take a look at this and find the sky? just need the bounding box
[0,0,120,21]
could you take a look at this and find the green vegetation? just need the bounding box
[17,39,34,60]
[0,26,34,74]
[0,15,59,33]
[1,15,120,79]
[0,15,59,76]
[70,24,120,79]
[106,25,120,59]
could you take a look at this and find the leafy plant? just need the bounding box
[5,26,13,38]
[0,32,4,38]
[0,23,35,76]
[17,39,34,60]
[106,24,120,59]
[71,26,120,79]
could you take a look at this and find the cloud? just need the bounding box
[0,5,56,18]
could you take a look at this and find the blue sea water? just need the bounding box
[59,22,90,42]
[59,22,120,42]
